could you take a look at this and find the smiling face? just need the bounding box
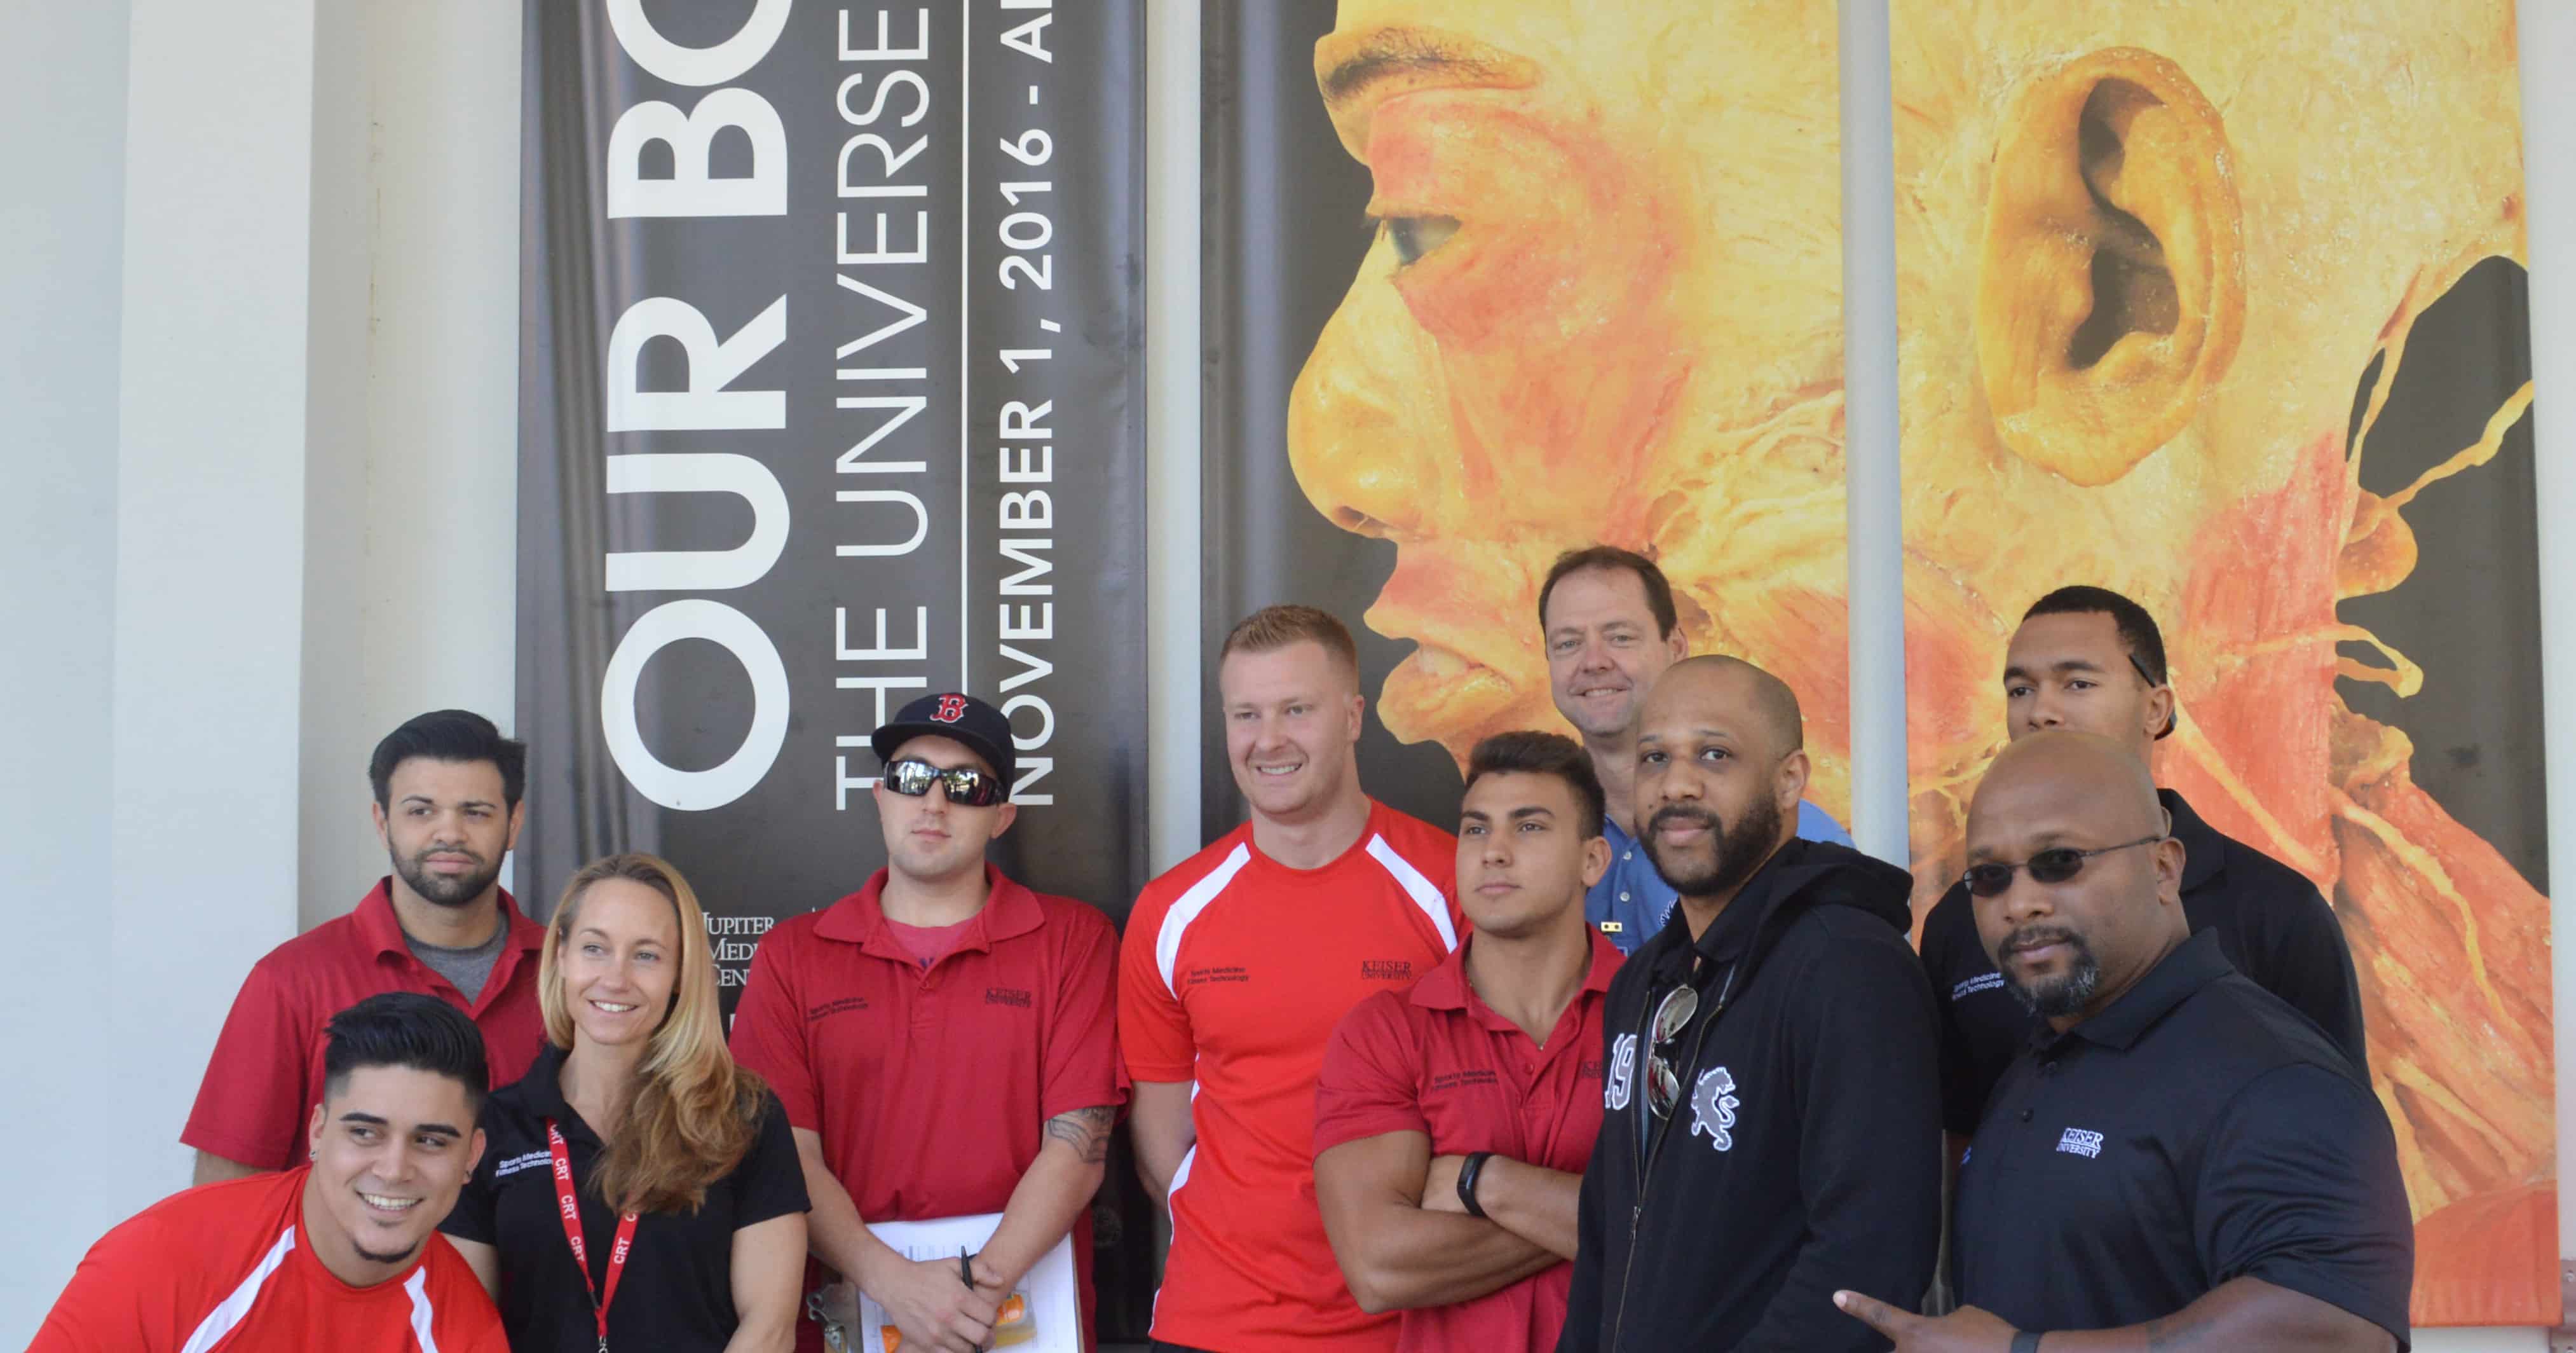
[1543,565,1689,744]
[1220,640,1367,825]
[372,758,522,910]
[304,1065,484,1285]
[1288,0,1851,797]
[555,877,682,1049]
[1458,769,1608,940]
[872,734,1016,886]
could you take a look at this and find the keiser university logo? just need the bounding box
[2057,1127,2106,1159]
[1691,1067,1741,1152]
[1606,1033,1639,1111]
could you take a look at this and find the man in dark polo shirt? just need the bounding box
[1836,731,2409,1351]
[1314,731,1621,1353]
[1917,586,2364,1141]
[1558,657,1940,1353]
[184,710,549,1185]
[730,692,1121,1353]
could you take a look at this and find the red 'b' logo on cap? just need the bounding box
[934,695,968,723]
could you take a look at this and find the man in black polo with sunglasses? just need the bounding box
[1916,586,2364,1147]
[1833,731,2408,1352]
[732,692,1122,1353]
[1558,657,1941,1353]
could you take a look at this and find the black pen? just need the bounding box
[958,1246,975,1290]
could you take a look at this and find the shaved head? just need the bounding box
[1641,655,1803,761]
[1967,731,2164,851]
[1964,730,2184,1027]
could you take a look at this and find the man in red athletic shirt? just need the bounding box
[32,993,505,1352]
[1121,605,1463,1353]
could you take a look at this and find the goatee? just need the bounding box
[1998,925,2101,1018]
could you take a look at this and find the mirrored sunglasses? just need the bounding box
[883,757,1006,807]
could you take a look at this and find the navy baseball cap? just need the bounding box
[872,692,1016,786]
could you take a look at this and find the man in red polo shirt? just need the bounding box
[730,692,1121,1353]
[184,710,549,1184]
[1121,605,1462,1353]
[1313,732,1618,1353]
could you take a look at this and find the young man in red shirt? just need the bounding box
[730,692,1121,1353]
[33,992,506,1352]
[185,710,550,1184]
[1121,605,1463,1353]
[1315,731,1620,1353]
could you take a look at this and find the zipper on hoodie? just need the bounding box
[1606,961,1734,1353]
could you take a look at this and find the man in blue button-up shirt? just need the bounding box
[1537,547,1853,953]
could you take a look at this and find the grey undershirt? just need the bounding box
[407,920,508,1004]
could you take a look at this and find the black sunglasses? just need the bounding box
[883,757,1006,807]
[1962,834,2164,898]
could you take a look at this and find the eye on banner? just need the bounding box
[1200,0,1851,837]
[515,0,1151,1335]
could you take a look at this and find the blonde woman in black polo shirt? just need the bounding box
[443,854,810,1352]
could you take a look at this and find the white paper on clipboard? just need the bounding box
[851,1212,1079,1353]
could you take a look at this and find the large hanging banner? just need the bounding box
[1202,0,1849,831]
[516,1,1152,1332]
[1892,2,2552,1326]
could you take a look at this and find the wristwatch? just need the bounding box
[2011,1332,2045,1353]
[1455,1151,1495,1219]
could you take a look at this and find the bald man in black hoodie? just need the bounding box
[1557,657,1941,1353]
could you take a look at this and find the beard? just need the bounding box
[1643,793,1784,900]
[391,844,501,909]
[1998,925,2102,1018]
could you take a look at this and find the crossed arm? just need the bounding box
[1313,1130,1581,1315]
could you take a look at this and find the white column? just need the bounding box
[107,0,320,1201]
[1145,0,1204,872]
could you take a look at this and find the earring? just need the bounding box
[309,1147,318,1162]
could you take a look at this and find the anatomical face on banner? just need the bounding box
[1208,0,2551,1331]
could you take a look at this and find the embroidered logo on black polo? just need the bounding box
[2057,1127,2106,1159]
[1691,1067,1741,1151]
[493,1151,552,1179]
[1606,1034,1639,1111]
[1952,972,2007,1001]
[985,986,1033,1008]
[1360,959,1413,982]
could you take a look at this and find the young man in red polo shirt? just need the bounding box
[1314,732,1618,1353]
[185,710,550,1184]
[730,692,1121,1353]
[1121,605,1463,1353]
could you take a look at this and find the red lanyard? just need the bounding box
[545,1120,640,1353]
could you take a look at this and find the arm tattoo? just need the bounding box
[1044,1106,1116,1166]
[2143,1314,2216,1352]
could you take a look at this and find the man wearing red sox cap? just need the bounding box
[730,692,1122,1353]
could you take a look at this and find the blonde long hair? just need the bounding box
[541,853,766,1214]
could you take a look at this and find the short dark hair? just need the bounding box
[1464,731,1607,840]
[2022,586,2174,738]
[322,992,491,1117]
[369,710,527,809]
[1538,546,1679,640]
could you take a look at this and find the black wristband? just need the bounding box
[2011,1332,2044,1353]
[1455,1151,1494,1219]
